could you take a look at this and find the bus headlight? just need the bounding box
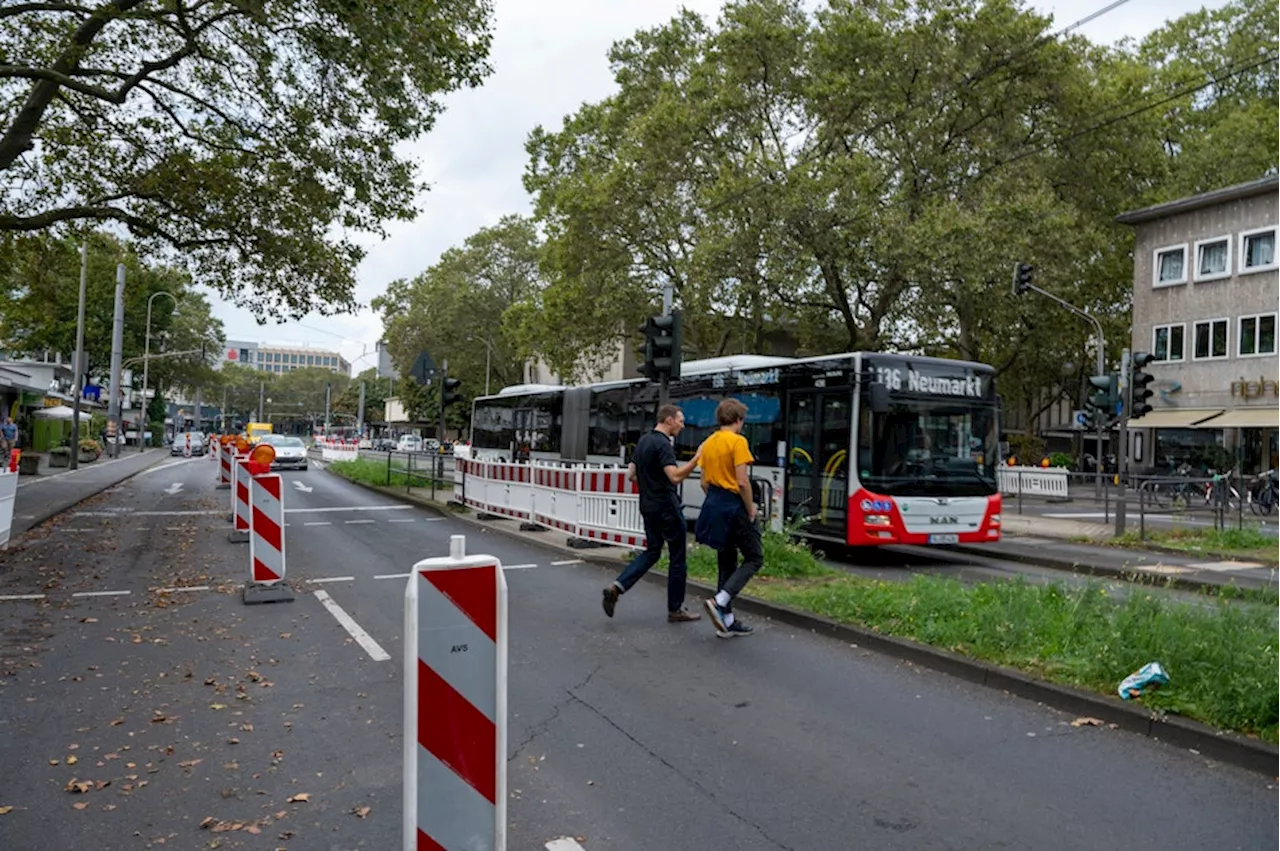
[865,515,892,527]
[990,514,1001,526]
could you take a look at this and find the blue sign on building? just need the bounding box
[82,384,102,402]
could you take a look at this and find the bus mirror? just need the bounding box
[869,383,890,414]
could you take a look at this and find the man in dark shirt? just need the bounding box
[602,404,703,622]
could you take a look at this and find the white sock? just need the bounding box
[723,612,735,627]
[714,590,730,608]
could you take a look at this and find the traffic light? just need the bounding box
[441,376,463,407]
[1129,351,1155,419]
[1011,262,1033,295]
[639,310,682,380]
[1085,373,1118,426]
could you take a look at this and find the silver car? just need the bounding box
[263,435,308,470]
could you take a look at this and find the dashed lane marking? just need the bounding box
[0,594,46,601]
[550,559,584,566]
[71,590,131,598]
[310,576,355,584]
[547,839,588,851]
[156,585,211,593]
[345,519,376,525]
[313,590,391,662]
[504,563,538,570]
[304,521,332,526]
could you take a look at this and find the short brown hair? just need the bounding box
[716,398,747,425]
[656,404,682,424]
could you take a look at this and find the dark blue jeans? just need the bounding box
[614,505,688,612]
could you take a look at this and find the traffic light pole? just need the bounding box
[438,360,448,444]
[1015,278,1107,499]
[1115,348,1131,537]
[659,284,673,407]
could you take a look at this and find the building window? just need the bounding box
[1153,244,1188,286]
[1192,318,1228,360]
[1240,227,1277,273]
[1152,323,1185,362]
[1239,313,1277,357]
[1193,236,1231,281]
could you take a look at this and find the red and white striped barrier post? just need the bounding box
[242,444,294,604]
[216,438,232,489]
[404,534,507,851]
[229,456,252,542]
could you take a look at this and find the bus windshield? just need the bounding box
[859,400,998,497]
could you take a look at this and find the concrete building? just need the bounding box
[219,341,350,376]
[1116,176,1278,474]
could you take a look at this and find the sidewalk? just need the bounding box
[5,448,170,542]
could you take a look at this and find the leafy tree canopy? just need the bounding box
[0,0,494,318]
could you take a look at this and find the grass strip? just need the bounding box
[667,532,1278,743]
[1109,527,1278,565]
[327,458,447,490]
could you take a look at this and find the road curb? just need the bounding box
[326,469,1279,776]
[8,451,172,541]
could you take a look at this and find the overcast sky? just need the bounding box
[210,0,1230,372]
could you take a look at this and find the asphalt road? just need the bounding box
[0,457,1274,850]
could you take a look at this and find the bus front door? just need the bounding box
[784,390,852,540]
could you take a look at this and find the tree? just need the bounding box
[270,366,349,424]
[0,1,494,318]
[0,229,223,389]
[215,362,270,424]
[375,214,542,399]
[334,367,392,422]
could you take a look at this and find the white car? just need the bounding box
[262,435,308,470]
[397,435,423,453]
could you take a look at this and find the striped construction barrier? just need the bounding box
[244,471,294,604]
[229,458,252,542]
[404,534,507,851]
[216,440,232,489]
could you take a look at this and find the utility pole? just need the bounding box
[258,380,265,424]
[438,360,448,444]
[193,386,202,437]
[69,241,89,470]
[324,383,332,434]
[659,284,673,407]
[221,385,229,433]
[1012,264,1107,498]
[1114,348,1131,537]
[106,264,126,457]
[357,381,366,437]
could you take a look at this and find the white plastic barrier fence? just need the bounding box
[0,470,17,550]
[457,459,647,550]
[998,465,1070,498]
[404,534,507,851]
[320,438,360,462]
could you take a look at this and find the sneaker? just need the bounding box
[703,598,728,632]
[602,585,620,618]
[667,607,701,623]
[717,621,754,639]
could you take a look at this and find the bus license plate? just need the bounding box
[928,534,959,545]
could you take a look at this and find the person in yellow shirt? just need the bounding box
[693,398,762,638]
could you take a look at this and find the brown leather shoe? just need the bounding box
[667,607,702,623]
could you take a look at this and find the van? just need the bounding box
[397,434,423,453]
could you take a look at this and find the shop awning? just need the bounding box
[1135,408,1224,428]
[1196,408,1280,428]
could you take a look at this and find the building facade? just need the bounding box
[220,341,351,376]
[375,339,399,380]
[1117,176,1278,474]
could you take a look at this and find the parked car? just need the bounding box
[358,437,373,449]
[261,435,308,470]
[424,438,441,453]
[170,431,207,456]
[397,434,423,453]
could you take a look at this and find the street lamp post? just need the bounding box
[138,291,178,452]
[468,334,497,396]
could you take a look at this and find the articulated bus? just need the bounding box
[468,352,1001,547]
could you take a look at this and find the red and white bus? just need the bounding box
[468,352,1001,547]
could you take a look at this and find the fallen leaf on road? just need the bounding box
[64,780,92,794]
[240,724,253,732]
[49,759,59,766]
[1071,717,1105,727]
[66,756,78,765]
[210,704,227,711]
[178,760,203,768]
[287,794,309,803]
[353,806,371,818]
[279,633,291,639]
[109,718,124,727]
[81,617,98,623]
[0,806,13,815]
[226,738,240,745]
[72,803,88,811]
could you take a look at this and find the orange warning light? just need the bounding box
[235,437,251,454]
[249,443,276,466]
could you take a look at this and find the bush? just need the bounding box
[79,439,102,455]
[1049,451,1075,470]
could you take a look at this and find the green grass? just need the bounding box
[1112,526,1278,564]
[327,458,447,490]
[668,531,1279,742]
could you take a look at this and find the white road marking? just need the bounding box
[313,590,391,662]
[504,563,538,570]
[345,519,375,525]
[285,504,413,514]
[546,839,588,851]
[1185,560,1266,571]
[134,457,201,477]
[304,521,332,526]
[375,573,411,580]
[156,585,211,593]
[163,482,184,495]
[311,576,355,584]
[388,518,416,523]
[71,590,131,598]
[0,593,46,601]
[550,559,584,566]
[17,453,155,488]
[423,517,445,522]
[293,481,314,493]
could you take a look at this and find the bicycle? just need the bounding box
[1248,470,1277,516]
